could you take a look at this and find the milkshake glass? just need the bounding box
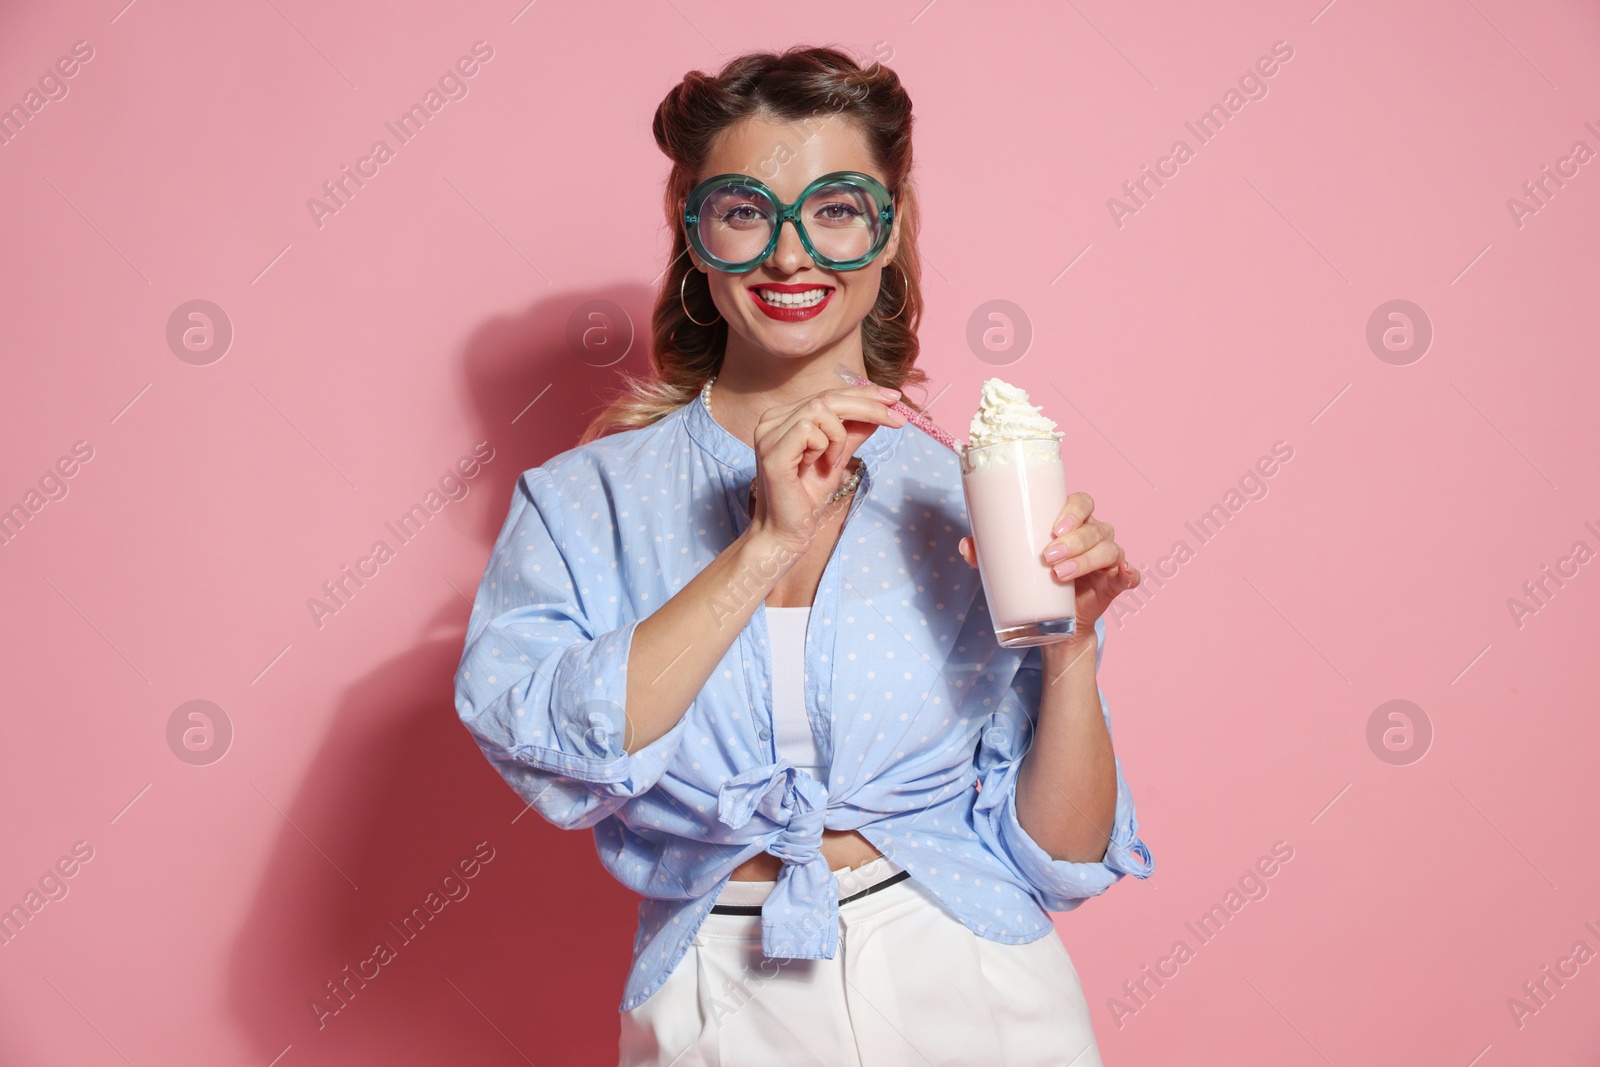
[960,379,1077,648]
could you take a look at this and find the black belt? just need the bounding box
[710,869,910,915]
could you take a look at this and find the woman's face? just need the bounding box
[685,114,901,363]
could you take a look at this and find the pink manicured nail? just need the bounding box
[1052,516,1074,537]
[1042,543,1068,563]
[879,387,901,400]
[1054,560,1078,578]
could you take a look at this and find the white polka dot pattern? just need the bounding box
[450,394,1154,1013]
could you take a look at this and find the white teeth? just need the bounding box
[756,288,828,308]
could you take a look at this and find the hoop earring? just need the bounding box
[878,262,909,321]
[680,271,722,326]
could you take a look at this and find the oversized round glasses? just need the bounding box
[683,170,896,273]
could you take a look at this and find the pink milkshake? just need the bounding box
[960,379,1077,647]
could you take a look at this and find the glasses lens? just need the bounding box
[696,182,776,266]
[800,179,883,264]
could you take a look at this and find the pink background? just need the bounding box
[2,0,1598,1063]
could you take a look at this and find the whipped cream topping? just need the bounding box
[966,378,1064,449]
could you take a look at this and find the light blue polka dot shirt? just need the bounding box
[453,390,1154,1012]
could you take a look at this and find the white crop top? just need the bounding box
[765,606,827,782]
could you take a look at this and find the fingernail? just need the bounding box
[1054,560,1078,578]
[879,387,901,401]
[1052,516,1074,537]
[1042,543,1068,563]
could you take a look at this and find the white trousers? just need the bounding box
[618,856,1104,1067]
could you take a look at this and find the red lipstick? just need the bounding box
[747,283,834,322]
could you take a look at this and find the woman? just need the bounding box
[454,46,1153,1066]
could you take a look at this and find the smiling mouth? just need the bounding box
[750,286,833,308]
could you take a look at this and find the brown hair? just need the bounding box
[579,45,928,444]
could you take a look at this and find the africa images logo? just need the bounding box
[305,41,495,230]
[306,442,495,629]
[1106,39,1295,229]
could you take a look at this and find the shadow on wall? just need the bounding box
[226,283,660,1067]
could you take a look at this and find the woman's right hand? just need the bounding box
[747,383,907,558]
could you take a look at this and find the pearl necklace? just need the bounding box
[701,375,863,505]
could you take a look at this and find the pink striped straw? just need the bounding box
[833,362,965,456]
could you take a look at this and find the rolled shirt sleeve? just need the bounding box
[972,616,1154,912]
[453,468,688,830]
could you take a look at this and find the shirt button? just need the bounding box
[757,728,771,741]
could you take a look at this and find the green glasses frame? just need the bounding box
[682,170,896,273]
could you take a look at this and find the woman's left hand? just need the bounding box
[957,491,1141,635]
